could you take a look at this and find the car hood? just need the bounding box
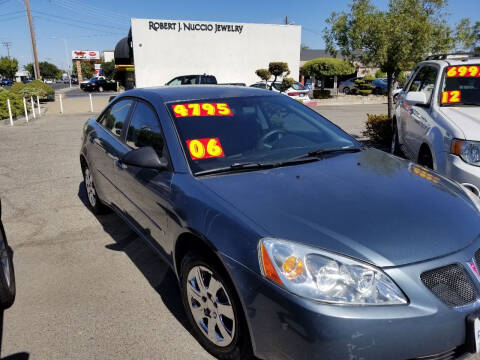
[199,149,480,267]
[440,106,480,141]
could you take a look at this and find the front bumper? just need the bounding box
[221,239,480,360]
[446,155,480,195]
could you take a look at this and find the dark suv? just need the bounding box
[165,74,217,85]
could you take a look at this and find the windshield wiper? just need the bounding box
[195,157,321,176]
[195,162,276,176]
[295,146,362,159]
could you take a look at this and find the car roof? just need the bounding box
[118,85,278,103]
[419,58,480,67]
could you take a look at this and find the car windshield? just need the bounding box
[440,64,480,106]
[271,82,282,91]
[167,95,358,174]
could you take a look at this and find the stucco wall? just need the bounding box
[131,18,301,88]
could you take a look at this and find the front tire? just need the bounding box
[391,119,402,156]
[418,147,434,169]
[343,87,351,95]
[0,225,15,309]
[180,252,253,360]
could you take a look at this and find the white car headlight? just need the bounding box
[452,139,480,166]
[259,238,407,305]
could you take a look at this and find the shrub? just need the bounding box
[280,77,294,92]
[9,82,25,94]
[354,79,365,85]
[363,75,376,82]
[26,80,54,100]
[358,89,373,96]
[375,69,386,78]
[0,90,23,120]
[362,114,391,145]
[255,68,271,82]
[313,89,332,99]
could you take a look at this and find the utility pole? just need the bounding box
[1,41,12,58]
[285,16,288,25]
[25,0,40,79]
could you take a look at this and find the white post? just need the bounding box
[89,93,93,112]
[36,96,41,116]
[30,96,36,119]
[7,98,13,126]
[23,97,29,123]
[59,94,64,114]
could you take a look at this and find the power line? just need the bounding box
[50,0,130,25]
[33,14,125,33]
[32,10,127,30]
[0,10,24,16]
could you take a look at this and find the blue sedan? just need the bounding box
[80,86,480,360]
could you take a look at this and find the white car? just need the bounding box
[250,81,311,102]
[393,53,480,196]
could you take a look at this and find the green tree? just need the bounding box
[280,77,294,93]
[24,63,34,77]
[255,69,271,84]
[0,57,19,79]
[39,61,62,79]
[301,57,355,92]
[72,61,95,80]
[268,62,290,90]
[375,69,386,78]
[101,61,116,80]
[325,0,456,119]
[455,18,480,52]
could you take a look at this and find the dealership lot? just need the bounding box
[0,106,478,359]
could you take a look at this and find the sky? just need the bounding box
[0,0,479,72]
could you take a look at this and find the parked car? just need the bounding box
[372,78,403,101]
[0,79,13,87]
[165,74,217,85]
[81,78,116,92]
[393,53,480,196]
[250,81,311,102]
[81,86,480,360]
[0,199,15,310]
[22,78,33,84]
[339,76,362,94]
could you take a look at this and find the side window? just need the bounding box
[99,99,133,138]
[407,66,438,103]
[167,77,181,86]
[182,76,198,85]
[126,102,165,157]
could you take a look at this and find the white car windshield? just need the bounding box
[440,64,480,106]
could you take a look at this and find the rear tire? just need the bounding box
[343,87,351,95]
[180,252,253,360]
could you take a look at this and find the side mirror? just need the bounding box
[405,91,428,106]
[121,146,168,170]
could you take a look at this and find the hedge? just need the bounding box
[312,89,332,99]
[10,80,54,100]
[0,90,24,120]
[362,114,392,145]
[358,89,373,96]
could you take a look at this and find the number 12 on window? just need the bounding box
[441,90,461,104]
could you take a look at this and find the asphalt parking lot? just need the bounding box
[1,105,478,359]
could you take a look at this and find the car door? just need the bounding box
[90,99,134,206]
[115,100,173,253]
[399,65,438,159]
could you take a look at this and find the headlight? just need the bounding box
[259,238,407,305]
[452,139,480,166]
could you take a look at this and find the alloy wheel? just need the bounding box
[84,168,97,208]
[186,265,236,347]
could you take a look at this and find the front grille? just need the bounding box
[410,347,461,360]
[421,264,477,307]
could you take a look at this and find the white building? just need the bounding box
[129,18,301,88]
[103,50,115,63]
